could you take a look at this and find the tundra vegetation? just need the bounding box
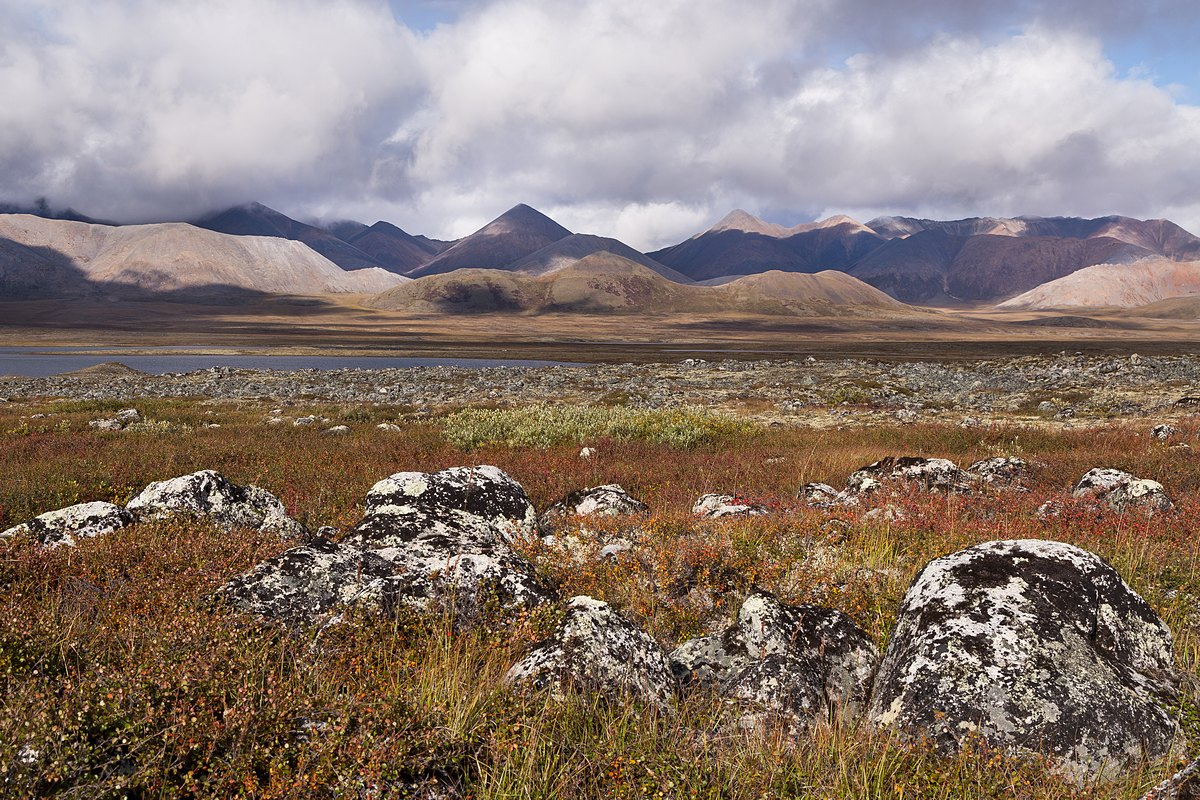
[1,396,1199,798]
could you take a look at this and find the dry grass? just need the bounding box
[1,398,1199,798]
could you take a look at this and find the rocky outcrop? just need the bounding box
[670,591,877,727]
[692,493,769,518]
[126,469,305,537]
[0,501,133,548]
[538,484,648,533]
[1072,467,1173,513]
[869,539,1180,781]
[218,465,554,626]
[506,595,676,712]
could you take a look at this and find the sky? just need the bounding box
[1,0,1199,250]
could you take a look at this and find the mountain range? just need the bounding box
[4,199,1200,314]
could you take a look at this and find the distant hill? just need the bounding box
[0,214,405,301]
[996,257,1200,310]
[846,231,1150,304]
[648,210,885,281]
[654,210,1200,305]
[195,202,393,273]
[366,252,911,316]
[342,221,444,274]
[406,204,573,278]
[509,233,692,283]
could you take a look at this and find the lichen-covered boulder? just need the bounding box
[797,482,844,507]
[869,539,1180,781]
[967,457,1030,489]
[214,537,411,623]
[538,484,648,533]
[365,465,537,541]
[692,493,769,518]
[218,465,554,626]
[847,457,973,494]
[1151,424,1180,441]
[670,591,878,726]
[126,470,304,537]
[0,501,133,548]
[1072,468,1173,514]
[506,595,675,712]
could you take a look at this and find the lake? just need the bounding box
[0,348,581,377]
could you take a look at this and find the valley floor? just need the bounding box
[2,353,1199,798]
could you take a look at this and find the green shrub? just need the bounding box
[441,404,758,449]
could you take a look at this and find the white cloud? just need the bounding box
[2,0,1200,246]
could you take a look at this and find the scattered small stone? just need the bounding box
[579,446,597,458]
[294,416,316,426]
[323,425,350,435]
[376,423,402,432]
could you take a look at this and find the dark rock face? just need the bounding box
[539,484,648,533]
[505,595,676,711]
[692,493,769,518]
[1072,467,1173,513]
[218,465,554,626]
[869,539,1180,780]
[847,457,973,494]
[670,591,878,726]
[125,469,305,537]
[0,501,133,548]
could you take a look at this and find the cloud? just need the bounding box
[2,0,1200,248]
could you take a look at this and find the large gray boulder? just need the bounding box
[1072,468,1173,514]
[847,456,973,494]
[670,591,878,727]
[539,484,648,533]
[214,537,411,623]
[506,595,675,712]
[869,539,1180,781]
[1,501,133,548]
[218,465,554,626]
[126,470,304,537]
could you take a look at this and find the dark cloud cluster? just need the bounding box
[1,0,1198,248]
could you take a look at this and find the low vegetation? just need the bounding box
[1,397,1199,798]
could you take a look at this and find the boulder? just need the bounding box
[218,465,554,626]
[692,493,769,518]
[323,425,351,435]
[364,465,537,540]
[1072,468,1173,514]
[1,501,133,548]
[214,537,411,623]
[869,539,1180,781]
[506,595,676,712]
[670,591,877,726]
[539,484,648,533]
[847,457,973,494]
[1151,424,1179,441]
[126,470,305,537]
[966,456,1030,489]
[797,482,845,508]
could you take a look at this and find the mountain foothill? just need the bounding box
[3,197,1200,316]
